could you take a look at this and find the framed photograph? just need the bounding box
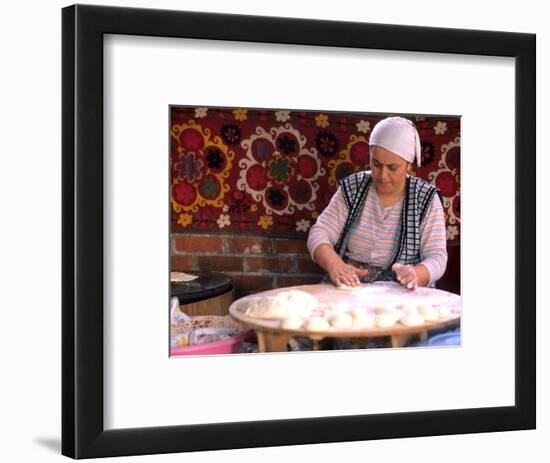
[62,4,536,459]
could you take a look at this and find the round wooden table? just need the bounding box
[229,282,461,352]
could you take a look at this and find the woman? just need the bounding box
[307,116,447,290]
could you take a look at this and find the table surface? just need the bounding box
[229,282,461,339]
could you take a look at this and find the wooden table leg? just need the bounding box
[257,331,267,353]
[256,331,291,353]
[390,333,412,348]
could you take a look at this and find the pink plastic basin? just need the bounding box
[171,329,251,356]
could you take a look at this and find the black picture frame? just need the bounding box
[62,4,536,459]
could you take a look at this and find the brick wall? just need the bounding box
[171,233,460,298]
[171,233,325,299]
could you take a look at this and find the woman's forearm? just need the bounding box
[312,243,343,272]
[413,263,431,287]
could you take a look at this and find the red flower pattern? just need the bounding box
[170,108,461,240]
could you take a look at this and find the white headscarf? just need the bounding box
[369,116,422,167]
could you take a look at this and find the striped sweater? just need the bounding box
[307,180,448,285]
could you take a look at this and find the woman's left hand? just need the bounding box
[392,263,418,290]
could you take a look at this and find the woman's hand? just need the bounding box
[328,262,369,287]
[392,263,419,290]
[311,243,369,287]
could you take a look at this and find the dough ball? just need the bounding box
[350,308,368,318]
[280,315,304,330]
[311,309,327,319]
[324,302,349,312]
[400,313,425,327]
[337,283,360,291]
[320,303,350,321]
[364,306,376,315]
[275,290,319,317]
[418,305,439,322]
[329,313,353,329]
[389,309,405,323]
[402,304,419,315]
[436,306,452,319]
[374,304,396,314]
[352,312,375,329]
[375,313,398,328]
[304,316,330,332]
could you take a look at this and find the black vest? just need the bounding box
[334,171,440,281]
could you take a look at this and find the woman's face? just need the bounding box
[370,146,410,196]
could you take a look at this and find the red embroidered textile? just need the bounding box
[170,107,461,243]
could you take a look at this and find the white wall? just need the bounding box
[0,0,547,461]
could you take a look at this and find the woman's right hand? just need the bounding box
[328,262,369,287]
[312,244,369,287]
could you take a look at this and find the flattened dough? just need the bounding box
[170,272,199,282]
[336,283,360,291]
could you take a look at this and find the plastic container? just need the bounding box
[170,315,251,356]
[409,328,461,348]
[426,329,461,347]
[171,330,250,356]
